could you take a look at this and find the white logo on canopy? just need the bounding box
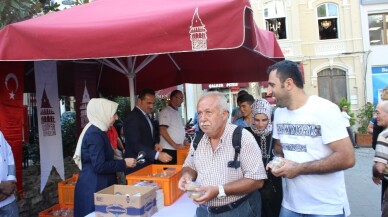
[190,8,208,51]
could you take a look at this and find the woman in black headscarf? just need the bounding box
[245,99,282,217]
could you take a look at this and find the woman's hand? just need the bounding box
[124,158,137,168]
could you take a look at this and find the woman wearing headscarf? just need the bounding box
[246,99,282,217]
[73,98,137,217]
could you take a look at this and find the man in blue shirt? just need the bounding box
[233,93,255,127]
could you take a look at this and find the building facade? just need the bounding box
[251,0,366,110]
[360,0,388,105]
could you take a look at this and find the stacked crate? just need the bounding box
[176,145,190,165]
[39,174,77,217]
[126,164,183,206]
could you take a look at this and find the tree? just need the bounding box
[0,0,61,29]
[0,0,36,28]
[356,102,374,134]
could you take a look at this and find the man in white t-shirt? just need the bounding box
[267,60,355,217]
[158,90,189,164]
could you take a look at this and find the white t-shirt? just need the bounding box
[341,111,351,127]
[158,106,186,150]
[272,96,350,216]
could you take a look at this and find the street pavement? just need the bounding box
[345,148,380,217]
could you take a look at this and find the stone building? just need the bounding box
[360,0,388,105]
[251,0,366,109]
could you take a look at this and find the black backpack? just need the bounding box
[192,126,243,169]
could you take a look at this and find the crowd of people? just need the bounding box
[178,60,356,217]
[1,60,388,217]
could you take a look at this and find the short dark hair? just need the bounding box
[170,90,182,98]
[138,88,155,100]
[267,60,304,89]
[237,90,248,97]
[237,93,254,105]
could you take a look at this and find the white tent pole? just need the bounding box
[128,73,136,110]
[134,55,158,74]
[96,59,127,74]
[167,54,181,71]
[127,57,136,110]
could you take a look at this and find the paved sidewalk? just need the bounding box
[345,148,380,217]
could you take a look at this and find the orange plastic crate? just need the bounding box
[177,146,190,165]
[58,174,78,206]
[126,164,183,206]
[39,204,73,217]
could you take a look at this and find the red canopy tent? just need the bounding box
[0,0,283,102]
[0,0,284,195]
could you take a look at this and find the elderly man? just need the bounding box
[372,100,388,216]
[178,92,267,217]
[267,60,355,217]
[0,131,19,217]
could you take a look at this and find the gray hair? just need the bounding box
[198,91,229,113]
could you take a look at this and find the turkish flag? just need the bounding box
[0,61,24,195]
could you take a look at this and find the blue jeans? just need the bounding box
[195,190,261,217]
[280,206,344,217]
[0,200,19,217]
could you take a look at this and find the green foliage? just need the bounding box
[153,98,168,114]
[0,0,36,28]
[108,96,168,119]
[61,111,77,157]
[41,1,60,14]
[356,102,374,134]
[23,132,40,166]
[107,96,131,121]
[338,98,355,126]
[0,0,60,29]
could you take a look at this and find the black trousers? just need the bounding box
[346,127,356,146]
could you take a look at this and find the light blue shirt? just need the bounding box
[233,117,248,127]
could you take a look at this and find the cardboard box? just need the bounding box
[94,185,156,217]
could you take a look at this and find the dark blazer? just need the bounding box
[123,107,158,173]
[74,125,126,217]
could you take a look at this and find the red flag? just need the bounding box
[0,61,24,195]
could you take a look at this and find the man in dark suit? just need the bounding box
[124,89,172,174]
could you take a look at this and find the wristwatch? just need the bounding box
[217,185,226,199]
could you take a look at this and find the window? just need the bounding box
[317,3,338,40]
[368,13,388,45]
[264,0,287,40]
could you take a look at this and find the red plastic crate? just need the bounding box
[126,164,183,206]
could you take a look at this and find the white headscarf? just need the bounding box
[73,98,118,170]
[250,99,273,136]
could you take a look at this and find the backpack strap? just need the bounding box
[192,126,243,170]
[192,131,204,151]
[232,126,243,169]
[265,136,274,166]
